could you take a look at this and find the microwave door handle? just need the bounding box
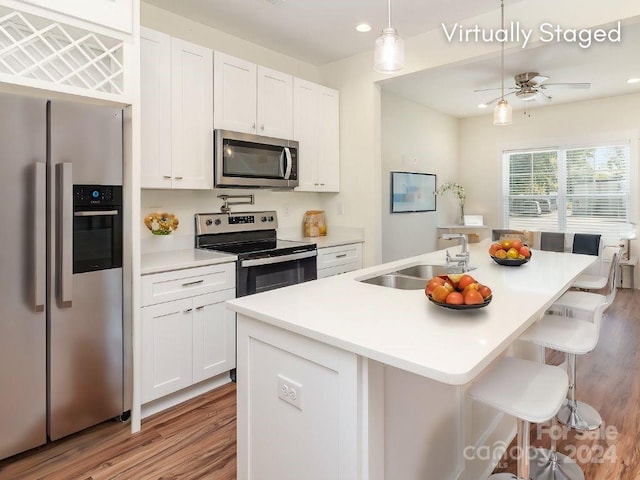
[57,162,73,308]
[283,147,292,180]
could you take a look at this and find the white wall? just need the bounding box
[140,2,327,252]
[380,92,459,262]
[459,92,640,286]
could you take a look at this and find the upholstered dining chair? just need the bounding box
[540,232,565,252]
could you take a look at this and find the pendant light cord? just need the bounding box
[387,0,392,29]
[500,0,505,101]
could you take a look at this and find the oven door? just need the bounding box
[237,250,317,297]
[73,207,123,273]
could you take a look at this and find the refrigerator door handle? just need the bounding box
[57,162,73,308]
[34,162,46,312]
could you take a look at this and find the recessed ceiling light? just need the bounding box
[627,78,640,84]
[478,103,488,109]
[356,23,372,33]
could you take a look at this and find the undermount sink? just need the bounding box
[358,264,465,290]
[359,273,427,290]
[394,264,450,279]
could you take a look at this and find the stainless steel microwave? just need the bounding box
[214,129,299,188]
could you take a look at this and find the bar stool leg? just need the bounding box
[529,417,584,480]
[489,419,531,480]
[556,354,602,432]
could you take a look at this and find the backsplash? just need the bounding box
[141,188,326,253]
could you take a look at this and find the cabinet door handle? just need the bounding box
[261,124,264,131]
[174,176,183,180]
[182,279,204,287]
[335,254,347,258]
[163,175,172,179]
[184,308,193,313]
[195,305,204,310]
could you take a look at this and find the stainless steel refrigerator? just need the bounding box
[0,92,126,460]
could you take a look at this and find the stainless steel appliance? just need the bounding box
[214,129,299,189]
[194,211,317,297]
[0,93,127,460]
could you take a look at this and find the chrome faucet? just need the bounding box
[441,233,472,272]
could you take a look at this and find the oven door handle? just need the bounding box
[74,210,119,217]
[240,249,317,268]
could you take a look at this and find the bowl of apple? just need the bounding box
[425,274,492,310]
[489,239,532,266]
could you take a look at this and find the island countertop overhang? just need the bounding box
[227,241,595,385]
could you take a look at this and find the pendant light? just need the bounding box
[493,0,512,125]
[374,0,404,73]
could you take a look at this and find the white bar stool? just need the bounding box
[468,357,569,480]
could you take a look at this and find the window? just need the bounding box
[503,143,632,244]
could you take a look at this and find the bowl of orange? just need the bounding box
[425,273,492,310]
[489,239,532,266]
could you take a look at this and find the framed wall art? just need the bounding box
[390,171,437,213]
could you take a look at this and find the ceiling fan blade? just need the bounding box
[529,75,550,85]
[535,90,552,103]
[474,87,518,93]
[542,82,591,89]
[483,91,517,106]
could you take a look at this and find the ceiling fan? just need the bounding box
[475,72,591,106]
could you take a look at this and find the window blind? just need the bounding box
[503,143,632,245]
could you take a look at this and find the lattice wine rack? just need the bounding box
[0,7,125,97]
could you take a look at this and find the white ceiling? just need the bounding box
[143,1,640,119]
[381,20,640,118]
[143,0,504,65]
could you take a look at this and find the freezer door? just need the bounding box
[48,101,124,440]
[48,268,123,440]
[0,93,47,459]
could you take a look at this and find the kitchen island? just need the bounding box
[227,242,595,480]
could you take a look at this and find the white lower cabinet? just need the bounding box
[317,243,363,279]
[141,263,236,404]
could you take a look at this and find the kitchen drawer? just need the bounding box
[141,263,235,307]
[317,243,362,270]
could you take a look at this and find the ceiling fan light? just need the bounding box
[374,27,404,73]
[517,90,538,101]
[494,99,512,126]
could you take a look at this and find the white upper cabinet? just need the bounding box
[140,28,213,190]
[140,28,172,189]
[257,66,294,138]
[170,38,214,190]
[214,52,293,139]
[214,53,257,135]
[21,0,133,33]
[294,78,340,192]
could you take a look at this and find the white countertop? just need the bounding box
[278,226,364,248]
[227,241,595,385]
[141,248,237,275]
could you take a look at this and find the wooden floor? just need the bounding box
[1,290,638,480]
[0,383,236,480]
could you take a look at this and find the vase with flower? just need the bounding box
[435,182,466,225]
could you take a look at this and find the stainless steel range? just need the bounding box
[195,211,317,297]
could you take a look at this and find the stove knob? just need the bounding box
[205,219,213,226]
[268,216,274,222]
[261,216,267,222]
[214,219,222,226]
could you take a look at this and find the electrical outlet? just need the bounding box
[283,203,290,217]
[277,374,303,410]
